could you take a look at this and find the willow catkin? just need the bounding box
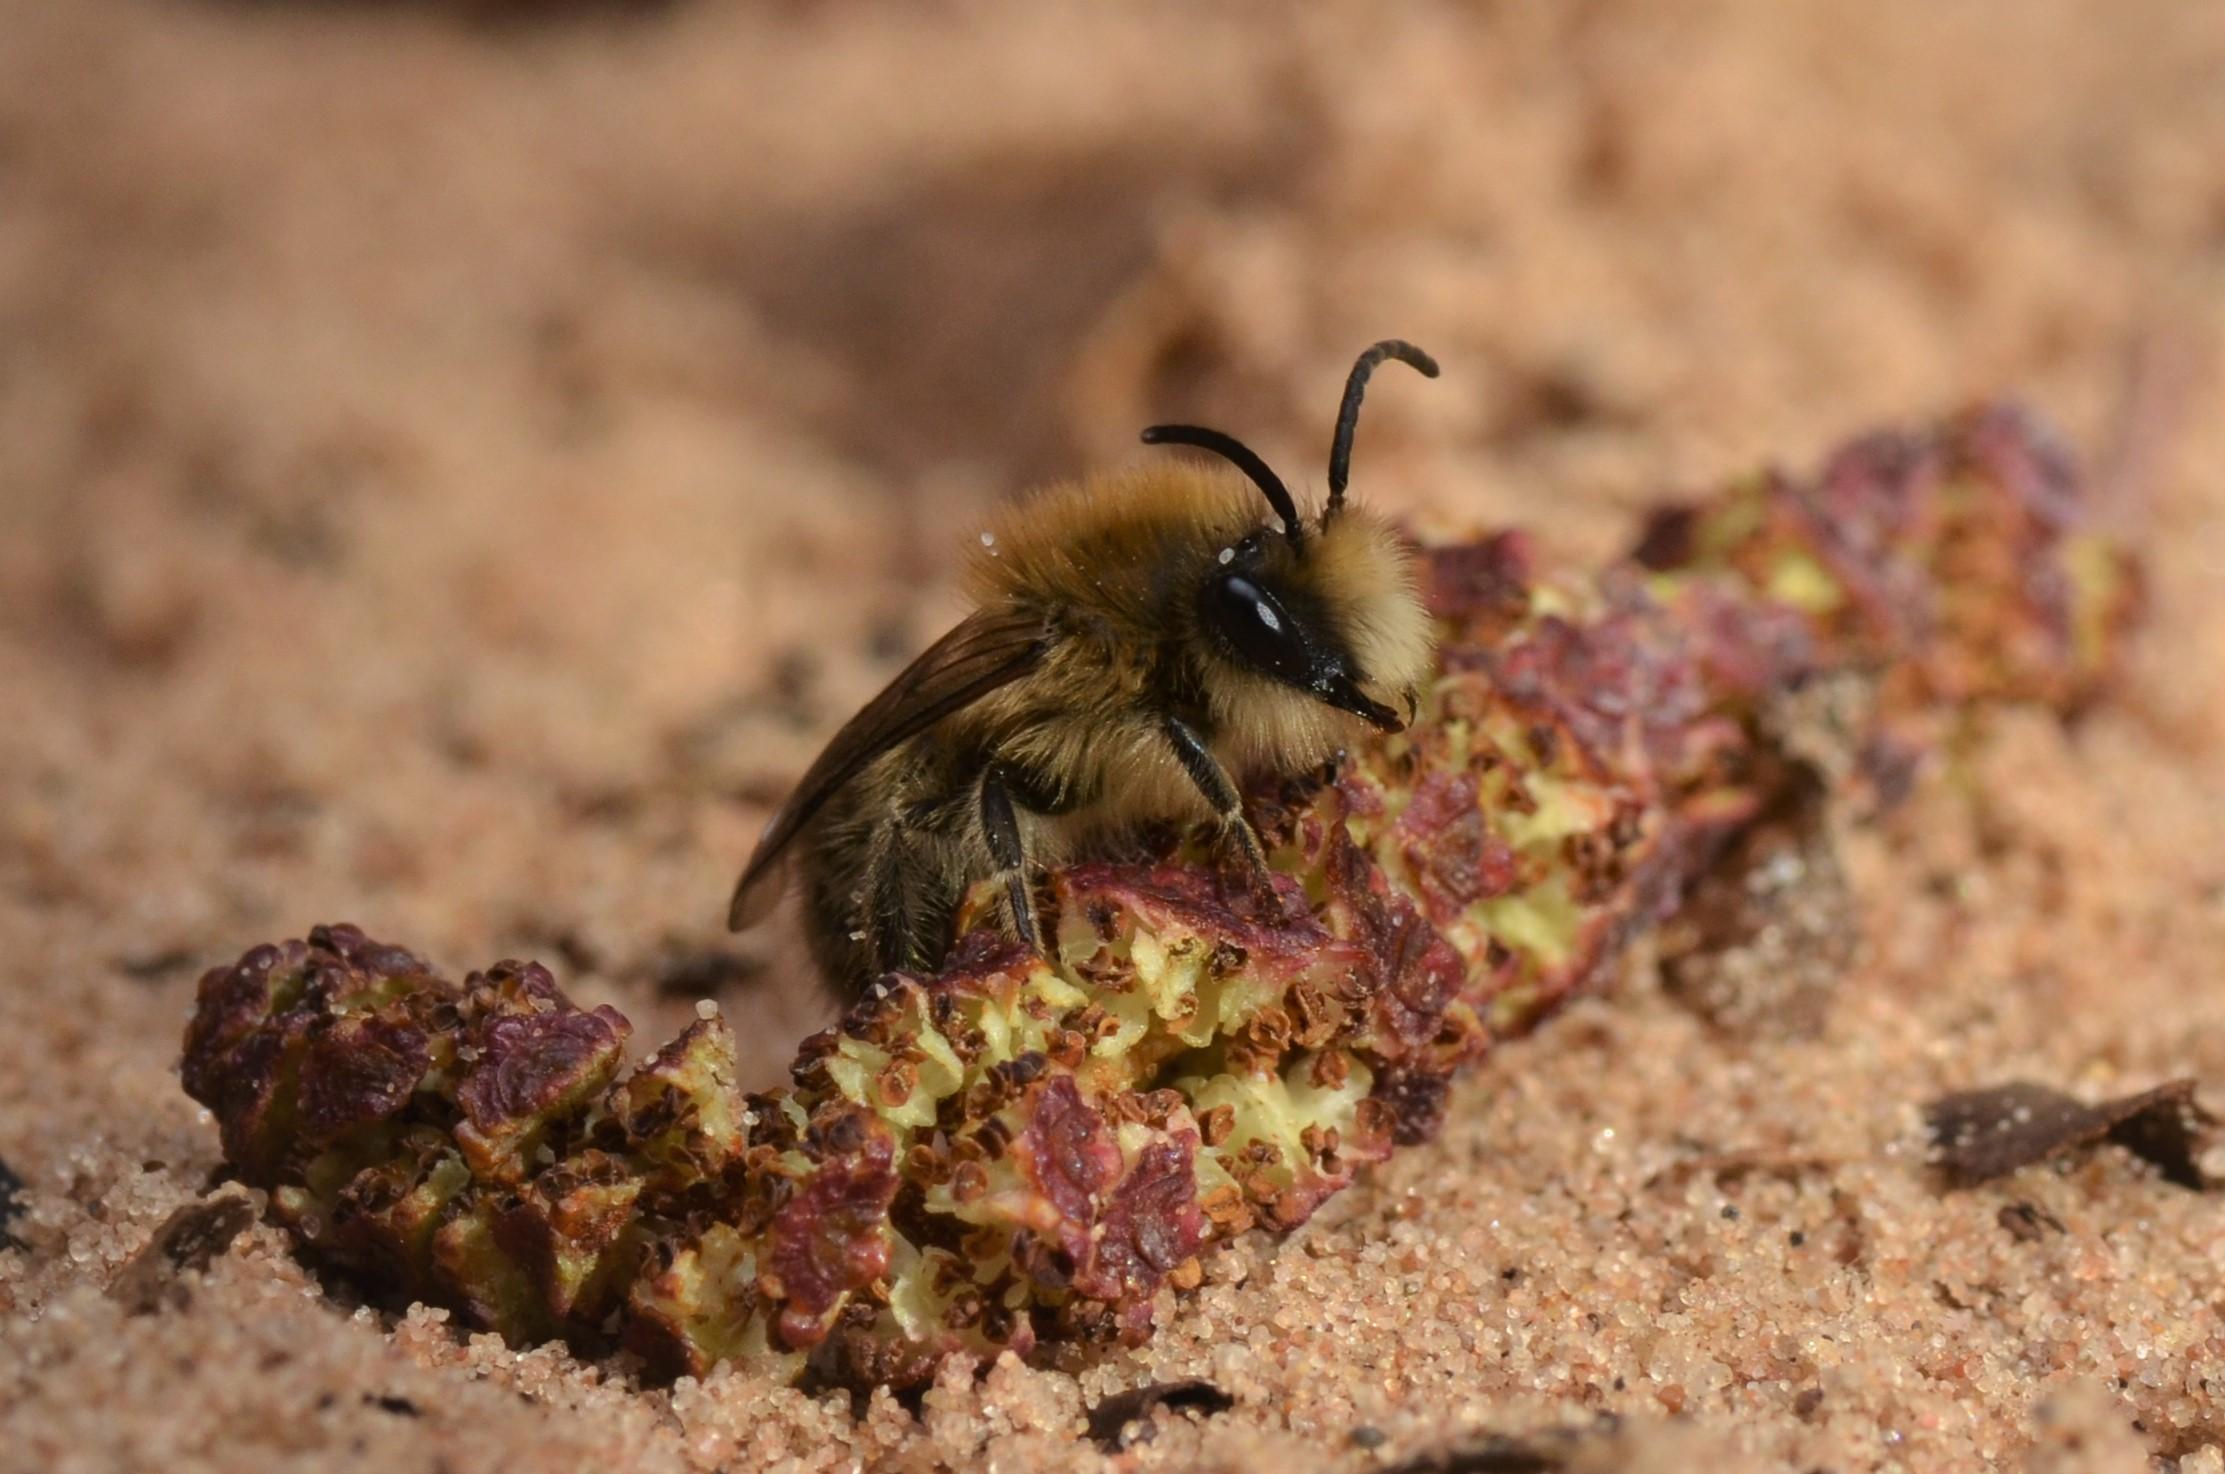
[180,403,2139,1387]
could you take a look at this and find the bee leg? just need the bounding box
[862,831,918,980]
[1161,716,1276,896]
[979,767,1044,952]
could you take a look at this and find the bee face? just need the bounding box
[1196,527,1413,732]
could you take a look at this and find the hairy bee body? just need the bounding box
[731,342,1441,1005]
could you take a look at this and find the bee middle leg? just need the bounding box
[1160,715,1275,890]
[978,766,1044,952]
[862,826,928,980]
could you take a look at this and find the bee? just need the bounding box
[728,340,1441,1004]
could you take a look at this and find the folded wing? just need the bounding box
[726,608,1049,929]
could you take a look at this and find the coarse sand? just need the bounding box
[2,3,2223,1471]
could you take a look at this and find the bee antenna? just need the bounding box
[1326,339,1440,517]
[1141,424,1305,547]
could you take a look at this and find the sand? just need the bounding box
[2,3,2223,1471]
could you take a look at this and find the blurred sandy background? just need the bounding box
[2,3,2223,1471]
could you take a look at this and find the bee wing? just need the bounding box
[726,609,1049,930]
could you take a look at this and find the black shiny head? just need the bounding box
[1144,338,1440,732]
[1196,536,1405,732]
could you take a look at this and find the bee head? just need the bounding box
[1143,340,1439,738]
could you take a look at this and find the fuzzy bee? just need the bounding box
[729,340,1441,1003]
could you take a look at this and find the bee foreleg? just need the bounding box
[978,767,1044,953]
[1160,716,1274,887]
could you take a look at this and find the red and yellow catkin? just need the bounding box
[180,403,2139,1387]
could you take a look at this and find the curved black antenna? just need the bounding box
[1326,339,1440,516]
[1141,424,1304,547]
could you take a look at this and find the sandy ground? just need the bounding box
[3,3,2224,1470]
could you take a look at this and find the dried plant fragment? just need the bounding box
[0,1157,26,1252]
[1655,782,1855,1039]
[178,403,2143,1385]
[1997,1200,2068,1242]
[107,1188,260,1314]
[1083,1377,1235,1449]
[1370,1417,1758,1474]
[1925,1079,2216,1189]
[1370,1421,1637,1474]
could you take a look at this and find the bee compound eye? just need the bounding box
[1205,573,1313,683]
